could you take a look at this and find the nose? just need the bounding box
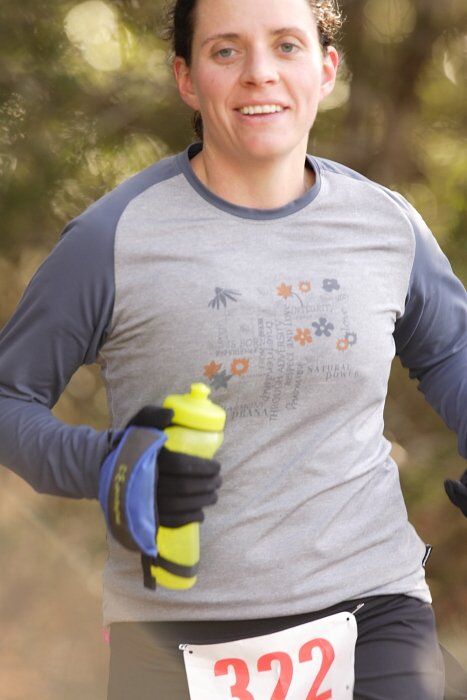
[240,46,280,86]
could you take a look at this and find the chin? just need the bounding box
[236,137,296,160]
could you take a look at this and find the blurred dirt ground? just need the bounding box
[0,470,109,700]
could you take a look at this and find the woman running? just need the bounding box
[0,0,465,698]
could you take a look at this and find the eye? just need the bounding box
[280,42,299,54]
[215,47,235,59]
[214,42,300,59]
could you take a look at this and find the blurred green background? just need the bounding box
[0,0,466,697]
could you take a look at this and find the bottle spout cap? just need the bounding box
[190,383,211,401]
[163,382,226,431]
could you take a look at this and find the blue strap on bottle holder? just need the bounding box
[99,426,167,557]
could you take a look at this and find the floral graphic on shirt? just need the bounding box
[276,282,304,306]
[323,279,340,292]
[277,282,293,299]
[200,274,358,406]
[293,328,313,346]
[208,288,242,310]
[204,361,223,379]
[336,338,350,351]
[210,369,232,390]
[203,357,250,391]
[312,317,335,337]
[231,358,250,376]
[336,332,357,351]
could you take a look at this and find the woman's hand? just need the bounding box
[444,470,467,516]
[126,406,222,528]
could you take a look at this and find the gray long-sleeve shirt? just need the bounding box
[0,142,466,625]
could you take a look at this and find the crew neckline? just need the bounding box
[177,142,321,221]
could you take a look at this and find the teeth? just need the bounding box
[239,105,284,115]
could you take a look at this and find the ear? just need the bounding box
[173,56,201,111]
[319,46,339,102]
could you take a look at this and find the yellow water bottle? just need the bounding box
[151,383,226,590]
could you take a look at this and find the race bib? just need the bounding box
[179,611,357,699]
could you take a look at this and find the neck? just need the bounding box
[189,141,314,210]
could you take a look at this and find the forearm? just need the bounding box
[414,349,467,459]
[0,395,114,499]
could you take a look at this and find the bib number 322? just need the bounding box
[180,611,357,700]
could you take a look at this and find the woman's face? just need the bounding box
[173,0,338,163]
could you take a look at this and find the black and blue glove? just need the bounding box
[444,470,467,517]
[99,406,222,559]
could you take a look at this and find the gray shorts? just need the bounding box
[107,594,445,699]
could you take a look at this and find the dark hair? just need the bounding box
[161,0,344,141]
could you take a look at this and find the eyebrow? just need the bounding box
[201,26,308,48]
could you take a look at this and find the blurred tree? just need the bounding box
[0,0,191,257]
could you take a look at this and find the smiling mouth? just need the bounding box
[235,107,290,117]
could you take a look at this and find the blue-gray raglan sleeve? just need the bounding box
[393,200,467,458]
[0,210,117,499]
[0,157,178,499]
[316,157,466,459]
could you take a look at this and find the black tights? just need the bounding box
[108,595,445,699]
